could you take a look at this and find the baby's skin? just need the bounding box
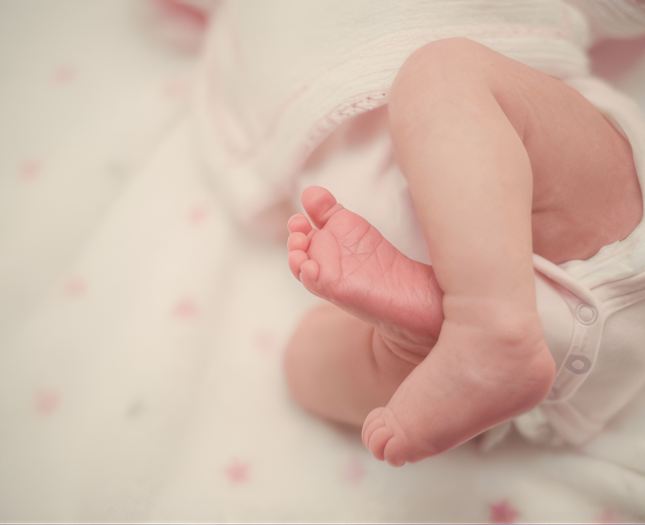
[284,38,643,466]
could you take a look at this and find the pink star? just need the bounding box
[35,389,59,416]
[596,508,618,524]
[188,206,208,225]
[254,330,276,354]
[64,277,87,297]
[174,297,198,318]
[489,500,519,524]
[163,79,188,99]
[19,160,41,180]
[225,459,249,484]
[343,457,366,485]
[52,65,76,84]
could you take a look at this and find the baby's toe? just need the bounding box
[301,186,343,229]
[287,214,313,235]
[299,259,320,286]
[363,407,411,467]
[368,426,394,462]
[288,232,310,252]
[362,409,393,461]
[382,437,411,467]
[288,250,309,280]
[362,408,385,444]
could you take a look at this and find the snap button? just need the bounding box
[575,303,597,325]
[565,354,592,374]
[546,385,561,401]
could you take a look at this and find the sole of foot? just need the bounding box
[287,186,444,355]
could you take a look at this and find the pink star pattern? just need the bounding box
[254,330,276,354]
[225,459,249,484]
[489,500,519,524]
[188,205,208,225]
[19,160,41,180]
[163,79,188,99]
[342,457,366,485]
[174,297,198,318]
[596,508,619,524]
[64,277,87,297]
[52,65,76,84]
[35,389,59,416]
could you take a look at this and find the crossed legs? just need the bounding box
[284,38,640,465]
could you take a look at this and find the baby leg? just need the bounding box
[284,303,418,426]
[362,38,557,465]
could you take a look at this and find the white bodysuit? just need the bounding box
[193,0,645,447]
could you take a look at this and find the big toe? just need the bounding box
[301,186,343,229]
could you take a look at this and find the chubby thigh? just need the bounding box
[284,303,419,427]
[389,37,642,266]
[504,57,642,263]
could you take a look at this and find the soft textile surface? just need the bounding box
[2,1,645,522]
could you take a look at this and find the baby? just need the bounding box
[283,38,643,466]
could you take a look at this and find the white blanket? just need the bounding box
[1,0,645,522]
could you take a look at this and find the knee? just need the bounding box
[388,37,526,140]
[388,38,493,134]
[390,38,492,100]
[402,36,492,71]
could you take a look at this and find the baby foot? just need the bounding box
[287,186,444,359]
[288,186,555,467]
[361,312,555,466]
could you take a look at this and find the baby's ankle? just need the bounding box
[441,294,548,353]
[373,328,430,366]
[444,294,540,328]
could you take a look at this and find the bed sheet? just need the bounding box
[2,1,645,522]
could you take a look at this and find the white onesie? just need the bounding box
[193,0,645,447]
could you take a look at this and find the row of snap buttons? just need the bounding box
[546,295,603,402]
[564,303,597,374]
